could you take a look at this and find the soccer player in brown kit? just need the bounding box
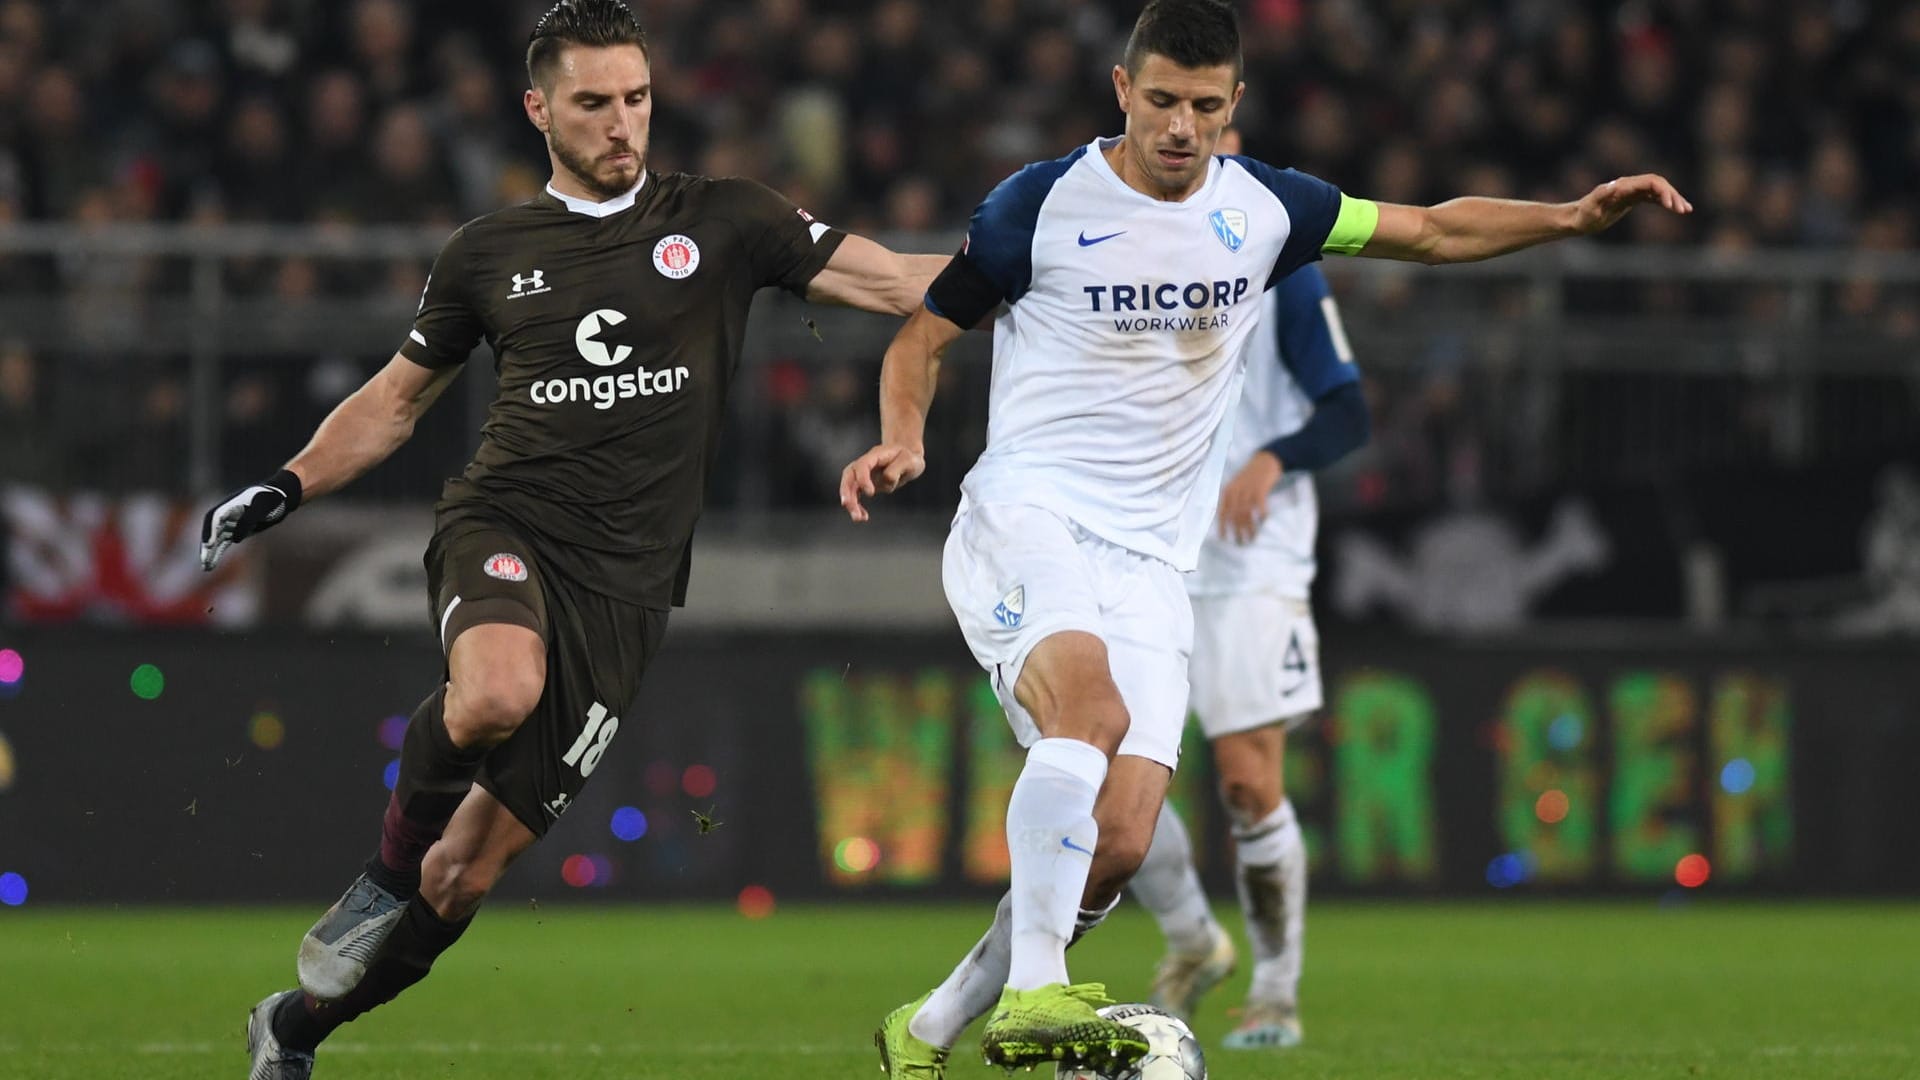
[200,3,950,1076]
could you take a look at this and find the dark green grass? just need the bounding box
[1,901,1915,1079]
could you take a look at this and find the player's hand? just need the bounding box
[839,444,926,522]
[1216,451,1283,545]
[1572,174,1693,235]
[200,470,303,570]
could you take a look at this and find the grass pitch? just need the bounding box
[0,900,1914,1079]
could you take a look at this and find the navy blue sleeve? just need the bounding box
[1271,265,1359,400]
[1260,381,1370,472]
[943,146,1087,308]
[1259,265,1368,471]
[1228,156,1343,289]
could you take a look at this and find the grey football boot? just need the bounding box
[246,991,315,1080]
[297,873,405,1000]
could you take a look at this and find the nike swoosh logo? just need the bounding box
[1061,836,1095,857]
[1077,230,1126,247]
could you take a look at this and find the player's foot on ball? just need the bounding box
[874,990,950,1079]
[297,872,405,1001]
[246,991,315,1080]
[979,982,1149,1071]
[1146,922,1237,1022]
[1221,1000,1302,1049]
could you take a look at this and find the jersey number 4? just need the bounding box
[563,701,621,777]
[1280,630,1310,694]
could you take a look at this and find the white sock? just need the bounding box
[1234,799,1306,1006]
[1004,738,1107,990]
[910,893,1012,1048]
[1130,799,1220,955]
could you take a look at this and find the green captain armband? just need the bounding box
[1324,193,1379,255]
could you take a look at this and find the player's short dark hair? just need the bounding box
[527,0,650,89]
[1123,0,1242,80]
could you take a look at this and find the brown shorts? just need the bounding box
[425,514,668,837]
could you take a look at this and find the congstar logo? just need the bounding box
[527,309,690,410]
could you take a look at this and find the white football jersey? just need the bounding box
[1187,264,1359,599]
[945,138,1358,572]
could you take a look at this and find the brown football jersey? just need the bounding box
[399,173,847,607]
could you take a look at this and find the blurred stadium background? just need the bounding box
[0,0,1917,1077]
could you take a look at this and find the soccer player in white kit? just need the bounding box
[1127,260,1369,1051]
[843,2,1691,1074]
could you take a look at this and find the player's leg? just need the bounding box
[1002,630,1126,987]
[1215,722,1308,1048]
[885,506,1144,1074]
[976,629,1153,1070]
[1133,798,1236,1020]
[882,892,1012,1078]
[298,625,544,995]
[1033,536,1199,952]
[299,525,548,1000]
[978,533,1195,1070]
[1216,594,1319,1048]
[1131,593,1239,1019]
[887,699,1136,1076]
[258,585,664,1074]
[259,785,537,1061]
[899,752,1169,1057]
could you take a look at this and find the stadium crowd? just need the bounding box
[1,0,1914,243]
[0,0,1915,503]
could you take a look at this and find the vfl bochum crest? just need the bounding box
[994,585,1025,629]
[1209,208,1248,253]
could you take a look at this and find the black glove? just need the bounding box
[200,469,303,570]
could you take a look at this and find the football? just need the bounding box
[1057,1003,1206,1080]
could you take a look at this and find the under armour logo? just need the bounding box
[510,270,549,297]
[546,792,572,816]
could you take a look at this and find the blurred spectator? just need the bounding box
[350,104,460,225]
[302,68,374,218]
[0,0,1904,247]
[346,0,424,107]
[20,65,99,219]
[139,40,227,218]
[0,341,60,487]
[776,361,876,505]
[216,94,302,222]
[0,0,1913,510]
[433,59,533,218]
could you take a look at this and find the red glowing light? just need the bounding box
[683,764,717,799]
[737,884,775,919]
[561,854,597,888]
[1675,853,1711,889]
[1535,789,1570,824]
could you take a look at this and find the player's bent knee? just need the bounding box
[446,663,544,747]
[1219,772,1281,826]
[1016,633,1131,754]
[1082,696,1132,757]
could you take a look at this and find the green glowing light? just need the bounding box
[130,664,166,700]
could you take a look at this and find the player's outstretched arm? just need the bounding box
[839,304,965,522]
[199,353,460,570]
[1360,175,1694,265]
[805,234,952,316]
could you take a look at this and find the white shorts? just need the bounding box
[1187,590,1323,738]
[943,503,1193,769]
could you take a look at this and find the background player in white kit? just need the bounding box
[1128,254,1369,1050]
[841,1,1690,1074]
